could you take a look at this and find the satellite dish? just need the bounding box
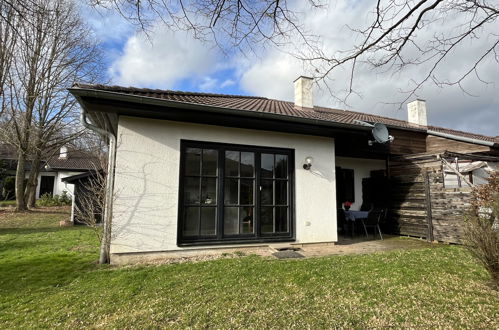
[368,123,394,146]
[373,123,389,143]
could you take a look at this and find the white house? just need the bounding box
[69,77,499,264]
[0,144,100,200]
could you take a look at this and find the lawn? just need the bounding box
[0,209,498,328]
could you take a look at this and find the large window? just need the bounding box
[178,141,294,245]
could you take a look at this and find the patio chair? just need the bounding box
[362,208,386,240]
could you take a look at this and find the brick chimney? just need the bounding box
[294,76,314,109]
[407,99,428,126]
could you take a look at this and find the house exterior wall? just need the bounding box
[335,157,386,210]
[110,116,337,255]
[35,171,82,198]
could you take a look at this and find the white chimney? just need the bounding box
[407,99,428,126]
[59,146,68,159]
[294,76,314,109]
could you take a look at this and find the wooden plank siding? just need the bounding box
[389,129,427,155]
[388,156,472,243]
[426,135,492,154]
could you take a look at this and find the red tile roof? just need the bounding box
[73,84,498,144]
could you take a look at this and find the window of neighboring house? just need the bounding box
[178,141,294,245]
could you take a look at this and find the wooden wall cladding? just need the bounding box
[426,135,491,154]
[389,129,427,155]
[388,158,472,243]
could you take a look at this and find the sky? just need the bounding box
[82,1,499,137]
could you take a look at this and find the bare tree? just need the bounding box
[0,0,104,211]
[0,1,17,117]
[304,0,499,103]
[88,0,323,54]
[73,162,107,235]
[87,1,497,103]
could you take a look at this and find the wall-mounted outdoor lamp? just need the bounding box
[303,156,313,170]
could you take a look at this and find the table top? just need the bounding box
[344,210,369,221]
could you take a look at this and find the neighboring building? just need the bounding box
[69,78,499,264]
[0,144,101,199]
[62,170,103,225]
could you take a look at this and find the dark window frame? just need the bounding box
[177,140,295,246]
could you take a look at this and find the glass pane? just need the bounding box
[183,207,199,236]
[224,178,238,205]
[240,152,255,177]
[240,207,254,233]
[224,207,239,235]
[240,179,254,205]
[202,149,218,176]
[275,180,287,205]
[184,177,200,204]
[275,154,288,178]
[185,148,201,175]
[200,207,217,235]
[261,179,273,205]
[275,207,288,233]
[261,153,274,178]
[201,177,217,205]
[261,207,274,233]
[225,151,239,177]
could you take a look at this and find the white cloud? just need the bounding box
[80,5,134,44]
[220,79,235,88]
[109,25,220,88]
[102,0,498,136]
[236,0,499,136]
[199,77,218,91]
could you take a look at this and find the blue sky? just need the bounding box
[82,2,499,137]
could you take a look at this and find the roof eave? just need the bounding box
[68,87,373,133]
[428,130,498,148]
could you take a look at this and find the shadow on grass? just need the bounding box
[0,238,53,252]
[0,253,99,295]
[0,226,82,236]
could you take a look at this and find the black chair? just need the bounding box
[362,208,386,240]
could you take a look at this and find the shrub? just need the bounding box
[2,176,15,200]
[464,171,499,288]
[37,191,72,207]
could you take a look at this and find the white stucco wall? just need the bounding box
[335,157,386,211]
[36,171,81,198]
[110,116,337,254]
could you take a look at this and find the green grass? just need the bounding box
[0,200,16,207]
[0,209,498,328]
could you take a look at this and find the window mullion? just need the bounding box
[217,147,225,240]
[255,152,261,238]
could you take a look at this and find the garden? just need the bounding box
[0,207,497,328]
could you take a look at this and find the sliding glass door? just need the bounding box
[178,141,294,245]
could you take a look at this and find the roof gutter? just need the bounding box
[428,130,498,148]
[79,99,116,264]
[68,87,373,133]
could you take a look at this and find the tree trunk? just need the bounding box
[25,157,41,208]
[15,152,27,211]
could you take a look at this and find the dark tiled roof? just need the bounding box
[46,151,101,171]
[73,83,498,144]
[0,144,101,171]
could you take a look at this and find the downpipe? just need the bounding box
[80,109,116,264]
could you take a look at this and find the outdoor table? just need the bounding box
[343,210,369,237]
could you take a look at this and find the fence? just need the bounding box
[388,155,472,243]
